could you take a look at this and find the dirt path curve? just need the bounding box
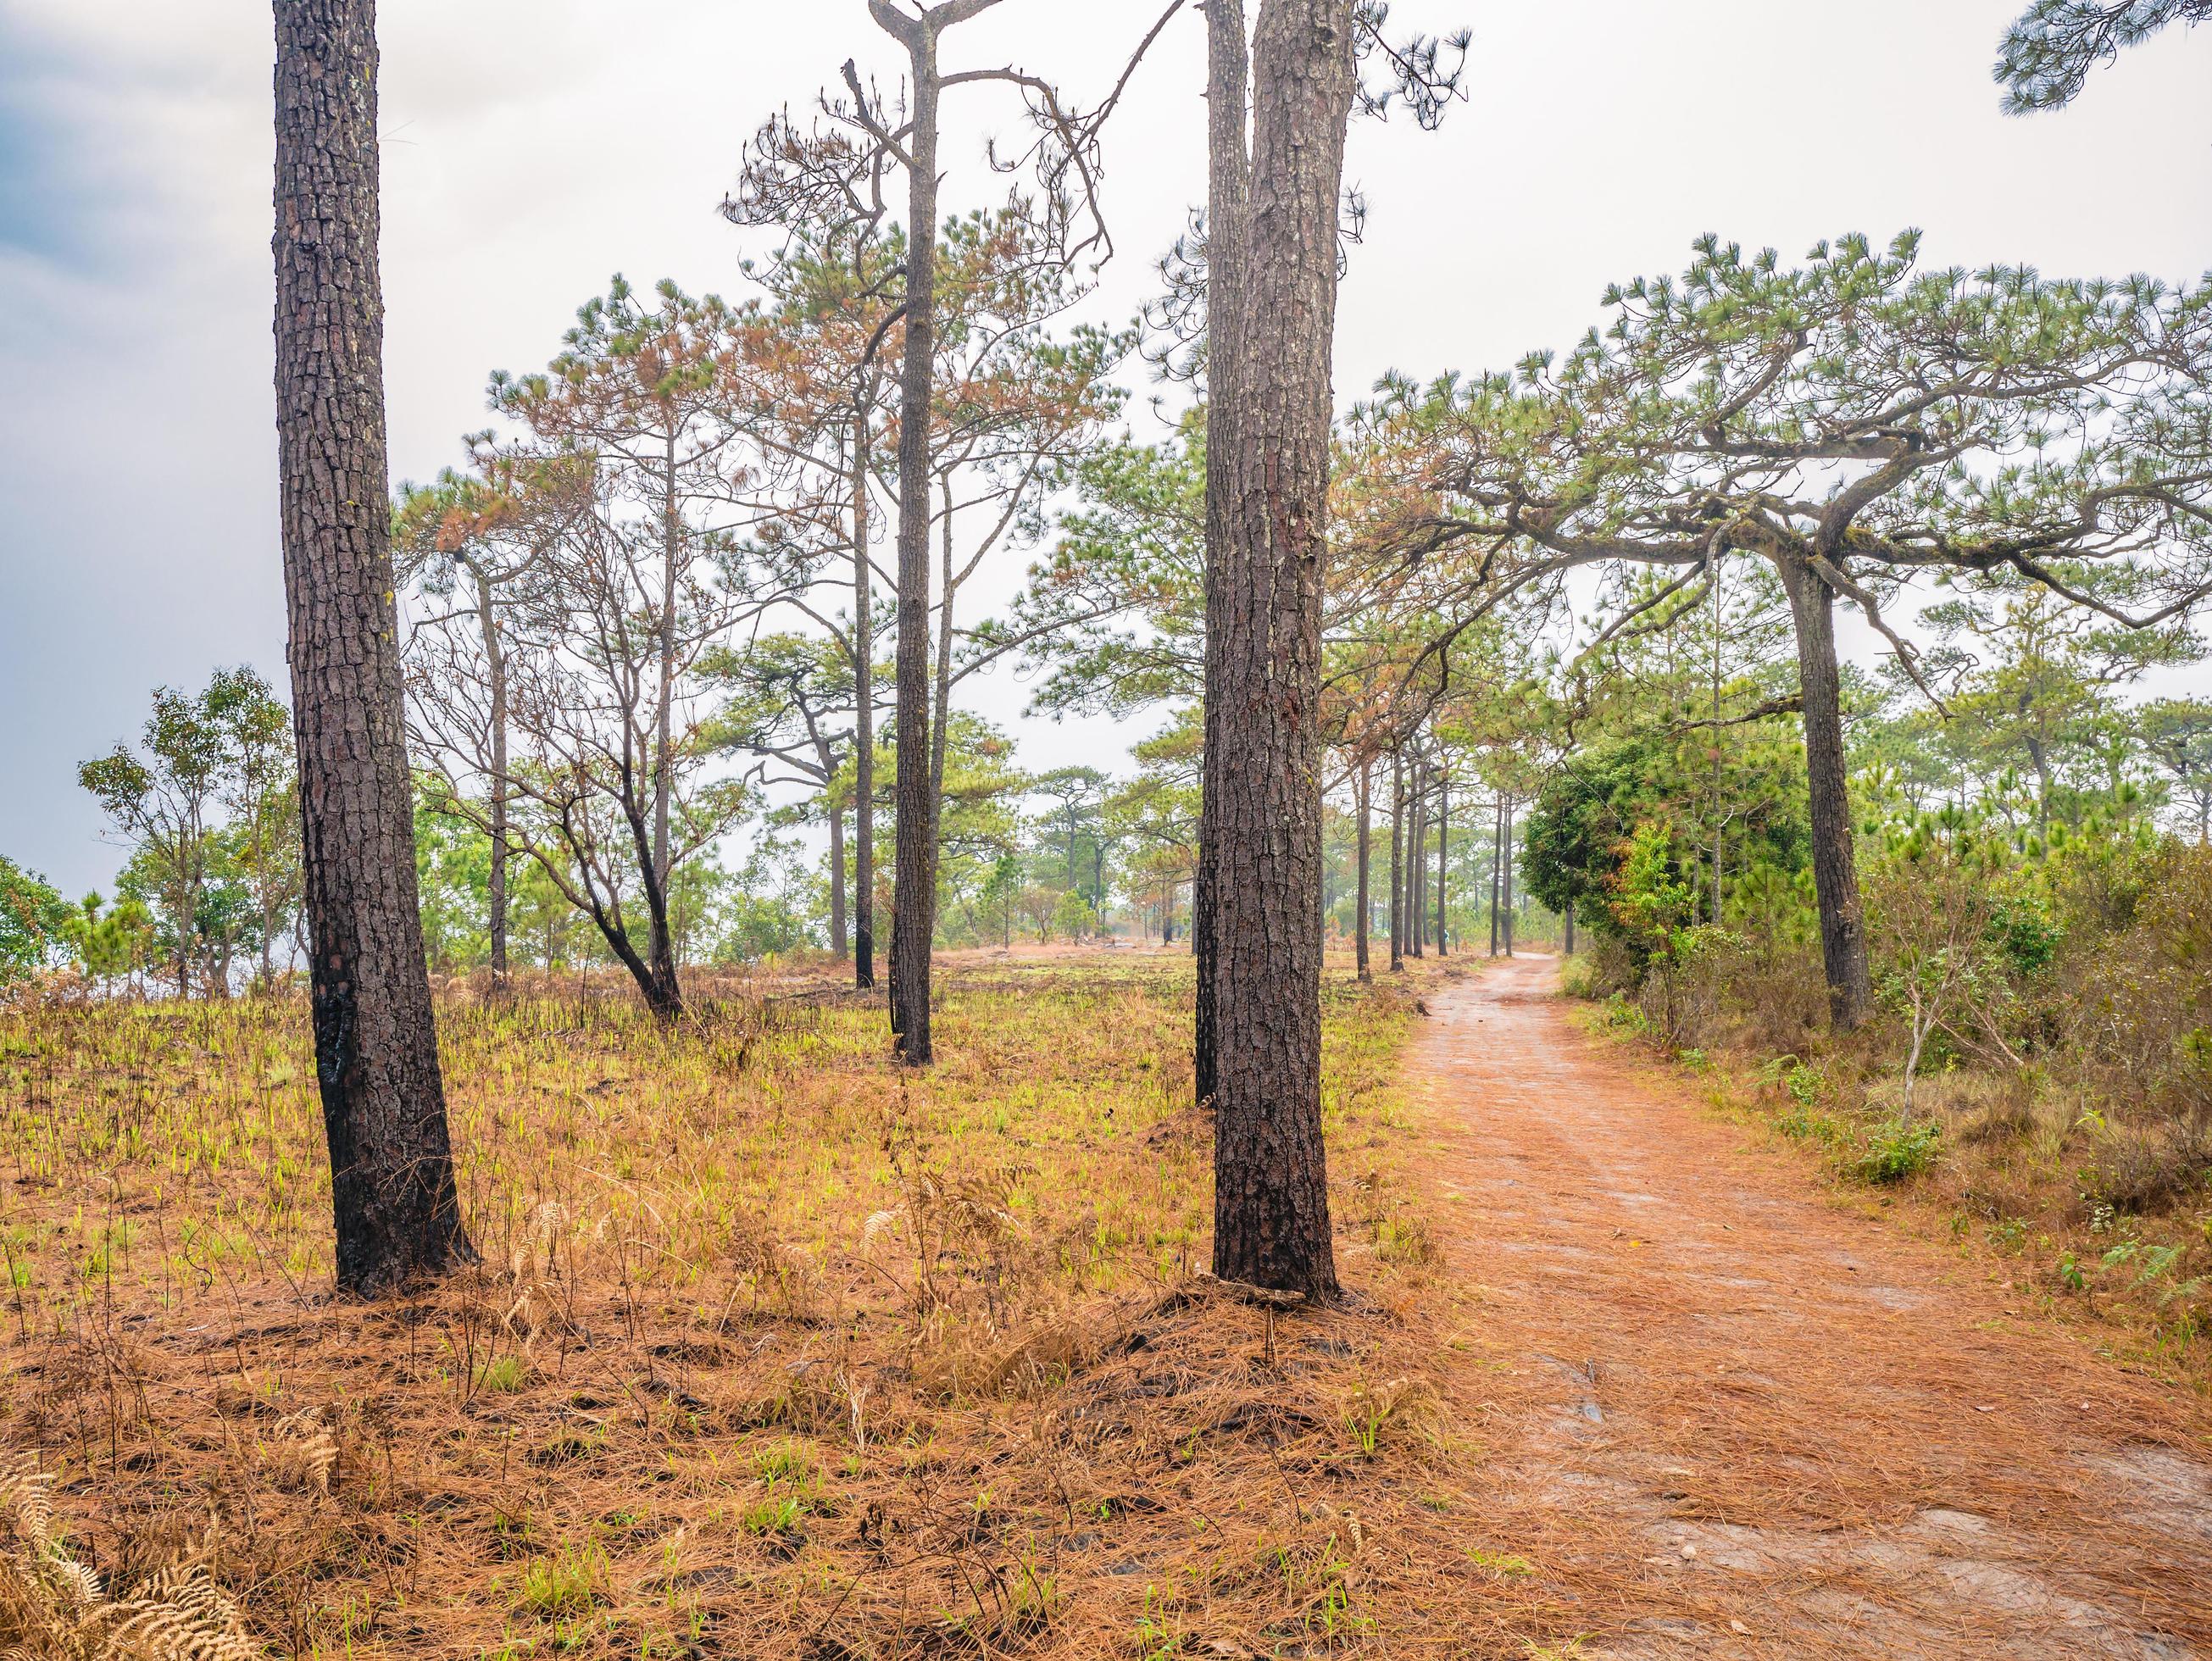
[1409,954,2212,1658]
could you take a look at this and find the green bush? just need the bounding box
[1854,1119,1942,1185]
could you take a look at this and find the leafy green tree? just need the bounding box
[1997,0,2210,112]
[79,669,301,996]
[931,715,1028,943]
[113,839,259,994]
[1051,889,1098,942]
[664,858,737,966]
[511,858,592,971]
[1854,699,1969,823]
[207,665,302,988]
[976,852,1022,949]
[1106,745,1199,943]
[711,835,820,964]
[0,857,69,986]
[1523,728,1814,958]
[79,680,231,996]
[414,787,492,973]
[998,414,1207,720]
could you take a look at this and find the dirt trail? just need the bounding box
[1410,954,2212,1658]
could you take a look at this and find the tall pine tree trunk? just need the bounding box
[1435,773,1448,955]
[1388,750,1405,972]
[1779,554,1872,1028]
[1354,758,1371,982]
[274,0,470,1295]
[1209,0,1355,1302]
[1502,794,1516,956]
[1408,754,1426,959]
[1194,0,1253,1113]
[1489,795,1503,956]
[852,407,876,991]
[827,791,848,959]
[886,14,942,1064]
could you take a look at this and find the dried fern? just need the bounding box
[0,1457,258,1661]
[262,1410,336,1498]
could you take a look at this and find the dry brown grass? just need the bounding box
[0,952,1540,1659]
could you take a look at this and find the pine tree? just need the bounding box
[274,0,470,1293]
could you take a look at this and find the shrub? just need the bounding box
[2078,1123,2211,1217]
[2057,841,2212,1139]
[1854,1119,1942,1185]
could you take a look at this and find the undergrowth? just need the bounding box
[0,953,1531,1658]
[1579,896,2212,1387]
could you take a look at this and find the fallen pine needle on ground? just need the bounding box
[3,949,2209,1658]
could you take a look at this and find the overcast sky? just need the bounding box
[1,0,2207,897]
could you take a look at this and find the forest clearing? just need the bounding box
[4,0,2212,1656]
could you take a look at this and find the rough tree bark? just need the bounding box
[1208,0,1356,1300]
[274,0,471,1295]
[871,2,955,1062]
[1194,0,1254,1112]
[1778,554,1873,1029]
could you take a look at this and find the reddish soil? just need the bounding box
[1411,954,2212,1658]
